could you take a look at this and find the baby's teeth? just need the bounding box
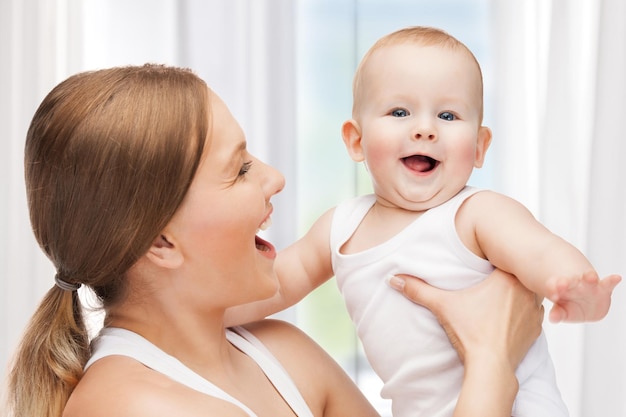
[259,217,272,231]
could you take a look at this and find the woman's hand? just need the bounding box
[388,269,544,417]
[388,269,542,367]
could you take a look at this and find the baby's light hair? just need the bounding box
[352,26,484,121]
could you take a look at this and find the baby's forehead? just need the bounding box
[368,42,478,71]
[357,43,482,95]
[353,41,484,118]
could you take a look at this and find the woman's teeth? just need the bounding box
[258,217,272,232]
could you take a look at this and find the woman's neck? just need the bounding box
[105,291,238,374]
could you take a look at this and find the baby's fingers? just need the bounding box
[546,276,575,303]
[582,270,600,284]
[600,273,622,292]
[548,303,566,323]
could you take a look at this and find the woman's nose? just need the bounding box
[262,161,286,196]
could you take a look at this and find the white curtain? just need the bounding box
[0,0,296,380]
[582,0,626,414]
[490,1,626,416]
[0,0,65,384]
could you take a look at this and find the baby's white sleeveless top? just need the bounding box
[330,186,569,417]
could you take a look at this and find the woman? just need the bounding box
[6,65,542,417]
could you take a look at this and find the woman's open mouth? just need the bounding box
[256,216,276,257]
[255,235,276,258]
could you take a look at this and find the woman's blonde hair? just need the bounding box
[6,64,210,417]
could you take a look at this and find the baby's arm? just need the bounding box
[224,208,336,326]
[457,191,621,323]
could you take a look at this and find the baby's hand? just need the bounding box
[546,271,621,323]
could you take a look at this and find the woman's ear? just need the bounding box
[342,119,365,162]
[474,126,493,168]
[145,234,184,269]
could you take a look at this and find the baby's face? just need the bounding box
[352,43,491,212]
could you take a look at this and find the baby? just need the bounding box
[230,26,621,417]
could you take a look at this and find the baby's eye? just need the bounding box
[391,108,409,117]
[238,161,252,177]
[438,112,456,121]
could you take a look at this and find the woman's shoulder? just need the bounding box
[63,355,248,417]
[241,319,379,417]
[240,319,324,365]
[241,319,318,352]
[241,319,328,413]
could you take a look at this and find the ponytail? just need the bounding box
[7,286,89,417]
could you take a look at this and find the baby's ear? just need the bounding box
[474,126,492,168]
[341,119,365,162]
[145,234,184,269]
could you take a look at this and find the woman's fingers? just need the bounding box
[388,270,544,369]
[387,274,439,310]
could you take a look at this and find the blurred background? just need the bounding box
[1,1,625,416]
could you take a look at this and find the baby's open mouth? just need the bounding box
[402,155,439,173]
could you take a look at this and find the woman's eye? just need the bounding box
[391,108,409,117]
[438,111,455,121]
[238,161,252,177]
